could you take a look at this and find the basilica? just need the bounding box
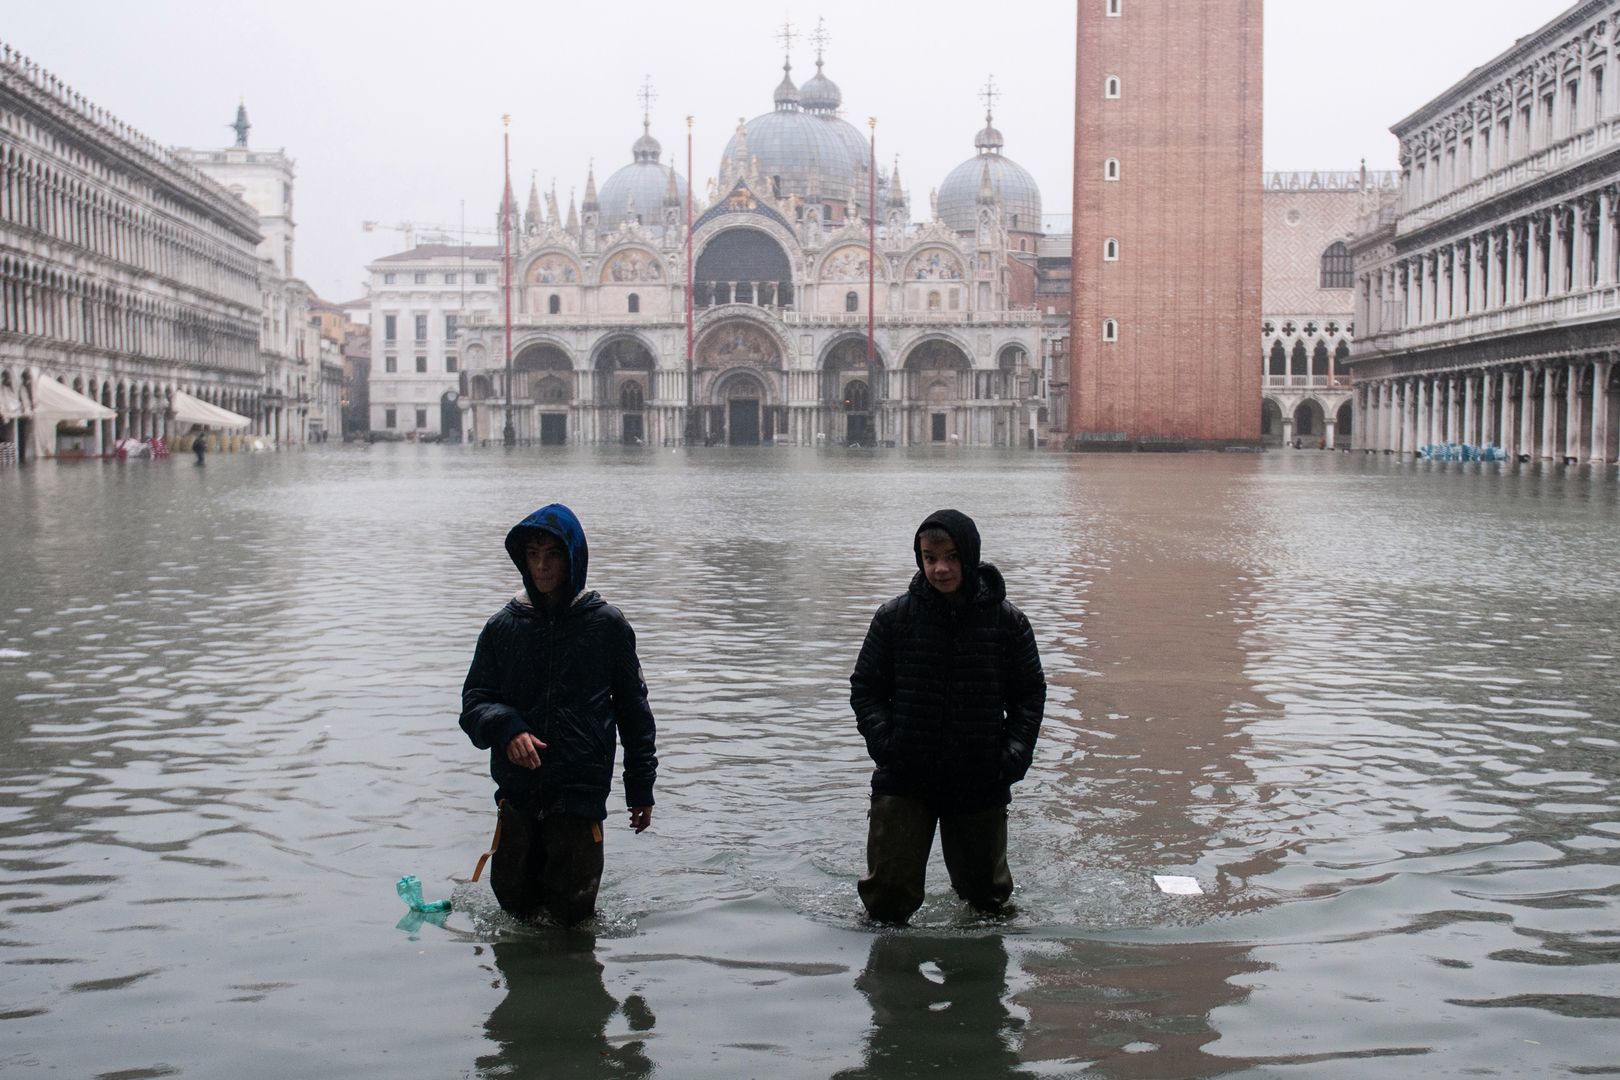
[446,48,1047,448]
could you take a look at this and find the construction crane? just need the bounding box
[362,219,498,249]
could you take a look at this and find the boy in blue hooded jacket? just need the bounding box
[460,503,657,925]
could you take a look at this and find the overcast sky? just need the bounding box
[3,0,1576,300]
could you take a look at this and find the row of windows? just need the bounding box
[381,354,459,374]
[382,408,429,429]
[0,147,260,304]
[381,271,489,286]
[382,313,461,341]
[0,255,259,372]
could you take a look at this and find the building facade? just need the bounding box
[1261,169,1400,448]
[452,51,1043,447]
[1069,0,1264,449]
[176,106,323,445]
[366,245,500,439]
[0,41,263,461]
[1348,0,1620,462]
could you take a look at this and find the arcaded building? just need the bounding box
[449,47,1044,447]
[1069,0,1264,449]
[1348,0,1620,462]
[0,42,262,461]
[1261,169,1399,448]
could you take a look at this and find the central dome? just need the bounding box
[720,57,870,213]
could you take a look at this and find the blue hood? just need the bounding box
[504,503,589,606]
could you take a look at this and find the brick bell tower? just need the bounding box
[1069,0,1263,449]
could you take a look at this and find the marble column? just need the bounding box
[1592,358,1613,463]
[1541,366,1557,460]
[1496,369,1511,456]
[1506,224,1523,306]
[1465,372,1479,446]
[1448,376,1461,443]
[1600,190,1616,287]
[1325,416,1337,450]
[1572,202,1590,292]
[1529,216,1547,301]
[1520,365,1536,458]
[1566,362,1583,462]
[1486,230,1501,308]
[1551,211,1569,296]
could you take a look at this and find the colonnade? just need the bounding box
[1359,188,1620,339]
[1357,356,1618,463]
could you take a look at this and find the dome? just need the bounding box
[937,116,1041,235]
[721,107,864,207]
[800,59,841,113]
[599,157,688,233]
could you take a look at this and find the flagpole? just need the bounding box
[501,114,515,447]
[867,116,877,432]
[685,114,695,446]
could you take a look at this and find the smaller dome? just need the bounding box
[774,60,800,110]
[974,114,1004,153]
[632,122,661,164]
[801,60,841,113]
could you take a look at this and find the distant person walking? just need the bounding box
[460,503,658,925]
[192,430,206,465]
[850,509,1045,924]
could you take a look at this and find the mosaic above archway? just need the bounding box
[527,254,579,285]
[699,323,781,368]
[821,246,870,281]
[601,250,663,283]
[905,248,964,280]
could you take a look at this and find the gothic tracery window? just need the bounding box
[1320,241,1353,289]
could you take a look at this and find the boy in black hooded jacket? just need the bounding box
[460,503,657,925]
[850,509,1045,923]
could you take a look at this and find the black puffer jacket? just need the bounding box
[460,504,657,820]
[850,510,1045,813]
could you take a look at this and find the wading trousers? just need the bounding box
[857,794,1013,924]
[489,801,604,926]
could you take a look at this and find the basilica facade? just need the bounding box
[449,53,1045,448]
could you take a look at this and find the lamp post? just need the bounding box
[685,114,696,446]
[867,116,879,439]
[501,114,516,447]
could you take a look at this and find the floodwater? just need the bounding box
[1,446,1617,1079]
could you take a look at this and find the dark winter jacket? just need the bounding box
[850,509,1045,813]
[460,504,657,820]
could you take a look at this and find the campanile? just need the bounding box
[1069,0,1263,448]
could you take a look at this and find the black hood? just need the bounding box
[913,508,984,597]
[504,503,589,609]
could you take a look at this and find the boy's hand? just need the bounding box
[628,806,652,833]
[505,732,546,770]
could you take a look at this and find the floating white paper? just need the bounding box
[1153,875,1204,896]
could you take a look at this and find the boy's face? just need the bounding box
[524,535,569,599]
[919,532,962,595]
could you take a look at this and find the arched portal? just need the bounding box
[1336,400,1354,442]
[1261,398,1283,446]
[440,390,463,442]
[821,335,884,444]
[903,339,972,443]
[594,336,655,444]
[515,342,573,445]
[694,228,794,308]
[714,369,770,446]
[1294,398,1325,442]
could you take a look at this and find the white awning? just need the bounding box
[0,384,23,420]
[171,390,251,430]
[31,377,116,421]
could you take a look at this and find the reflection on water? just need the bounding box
[1,448,1618,1078]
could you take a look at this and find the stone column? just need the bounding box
[1551,210,1568,296]
[1486,230,1501,308]
[1496,369,1511,456]
[1566,362,1582,462]
[1487,369,1501,449]
[1505,223,1522,305]
[1572,201,1590,291]
[1280,415,1294,447]
[1600,190,1616,287]
[1406,263,1419,327]
[1529,216,1547,301]
[1465,372,1478,445]
[1592,358,1612,463]
[1520,365,1536,458]
[1325,416,1337,450]
[1458,375,1470,443]
[1541,366,1557,460]
[1458,247,1470,320]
